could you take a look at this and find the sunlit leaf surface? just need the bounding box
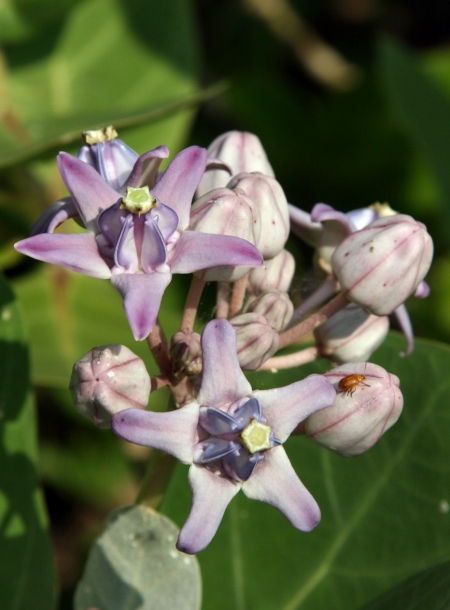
[162,334,450,610]
[75,505,201,610]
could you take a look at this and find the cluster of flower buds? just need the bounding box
[15,126,433,555]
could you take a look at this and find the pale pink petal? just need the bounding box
[30,197,78,235]
[311,202,354,233]
[197,319,252,408]
[177,464,240,554]
[152,146,207,230]
[58,152,121,234]
[254,374,336,443]
[392,304,414,357]
[112,402,199,464]
[288,203,322,247]
[169,231,263,274]
[242,446,321,532]
[111,271,172,340]
[15,234,112,278]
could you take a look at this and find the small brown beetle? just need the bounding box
[338,373,370,397]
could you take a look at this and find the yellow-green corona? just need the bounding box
[240,419,273,454]
[121,186,157,216]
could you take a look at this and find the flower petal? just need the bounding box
[311,202,354,233]
[392,304,414,357]
[288,203,322,247]
[124,146,169,190]
[114,215,139,272]
[141,216,168,271]
[15,233,112,278]
[58,152,121,234]
[92,139,139,191]
[111,271,172,340]
[30,197,78,235]
[152,146,207,231]
[112,402,199,464]
[177,464,240,554]
[150,202,179,240]
[242,445,321,531]
[169,231,263,275]
[254,374,336,443]
[197,319,252,408]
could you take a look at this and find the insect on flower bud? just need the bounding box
[331,214,433,315]
[245,289,294,332]
[190,188,261,282]
[170,329,202,380]
[227,173,290,260]
[230,313,280,370]
[314,304,389,364]
[248,249,296,295]
[69,345,150,428]
[196,131,275,197]
[304,363,403,457]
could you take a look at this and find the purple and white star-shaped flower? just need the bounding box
[112,318,336,554]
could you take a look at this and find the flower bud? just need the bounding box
[77,127,138,191]
[69,345,150,428]
[304,363,403,457]
[227,173,290,260]
[331,215,433,315]
[196,131,275,197]
[314,304,389,364]
[190,188,261,282]
[245,289,294,332]
[248,249,296,295]
[230,313,279,370]
[170,329,202,380]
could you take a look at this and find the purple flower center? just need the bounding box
[194,397,280,481]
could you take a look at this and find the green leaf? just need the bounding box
[0,274,56,609]
[1,0,201,164]
[377,36,450,223]
[74,504,201,610]
[162,333,450,610]
[361,558,450,610]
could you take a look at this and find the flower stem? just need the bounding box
[135,449,177,510]
[279,292,349,349]
[180,276,206,331]
[257,346,318,371]
[229,274,248,318]
[147,319,172,377]
[216,282,230,318]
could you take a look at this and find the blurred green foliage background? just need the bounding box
[2,0,450,608]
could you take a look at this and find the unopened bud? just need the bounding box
[227,173,289,260]
[170,329,202,379]
[69,345,150,428]
[248,249,295,294]
[304,363,403,457]
[190,188,261,282]
[245,289,294,332]
[332,215,433,315]
[77,127,138,191]
[230,313,279,370]
[314,304,389,364]
[196,131,274,197]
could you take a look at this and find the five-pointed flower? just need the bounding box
[112,318,336,554]
[15,146,263,340]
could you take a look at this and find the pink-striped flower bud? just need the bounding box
[304,363,403,457]
[69,345,150,428]
[190,188,261,281]
[230,313,279,370]
[245,289,294,332]
[332,214,433,315]
[170,329,202,380]
[248,249,296,295]
[196,131,275,197]
[227,173,290,260]
[314,304,389,364]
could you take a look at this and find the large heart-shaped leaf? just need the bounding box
[161,333,450,610]
[0,274,56,610]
